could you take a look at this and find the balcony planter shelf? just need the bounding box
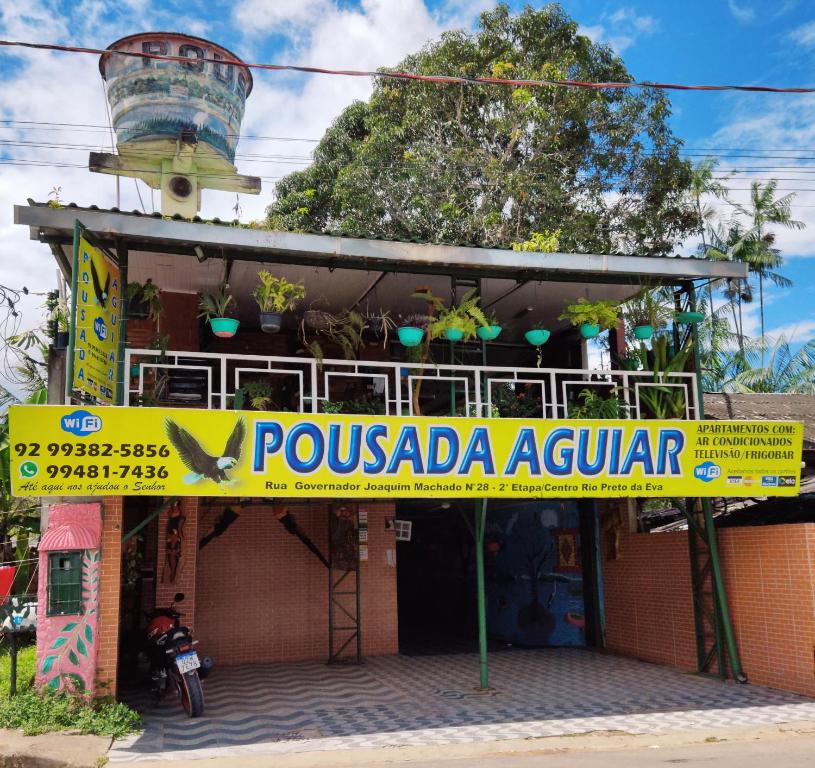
[633,324,653,340]
[477,325,502,342]
[579,323,600,339]
[209,317,240,338]
[398,326,424,347]
[525,329,550,346]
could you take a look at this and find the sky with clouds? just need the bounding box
[1,0,815,360]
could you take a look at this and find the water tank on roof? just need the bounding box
[90,32,260,217]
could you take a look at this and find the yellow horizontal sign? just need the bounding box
[9,406,803,499]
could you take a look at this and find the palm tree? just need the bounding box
[732,181,803,352]
[728,335,815,394]
[695,296,752,392]
[706,220,753,353]
[689,158,730,313]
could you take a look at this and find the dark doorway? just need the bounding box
[396,499,602,655]
[396,500,478,655]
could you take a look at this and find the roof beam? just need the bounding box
[15,203,748,284]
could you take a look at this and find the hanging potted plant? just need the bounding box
[676,309,705,324]
[49,296,70,349]
[477,309,502,342]
[419,288,487,343]
[524,324,551,347]
[362,309,397,346]
[198,284,239,338]
[397,313,428,347]
[253,270,305,333]
[559,298,619,339]
[125,279,163,322]
[623,288,672,341]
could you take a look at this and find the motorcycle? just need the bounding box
[144,592,206,717]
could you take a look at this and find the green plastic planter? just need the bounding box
[445,328,464,342]
[398,326,425,347]
[210,317,240,338]
[130,363,140,378]
[633,324,653,340]
[524,329,550,346]
[580,323,600,339]
[477,325,502,342]
[676,311,705,325]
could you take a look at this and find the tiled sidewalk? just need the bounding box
[110,649,815,762]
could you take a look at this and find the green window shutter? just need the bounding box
[47,552,83,616]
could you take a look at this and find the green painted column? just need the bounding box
[474,497,489,689]
[687,282,746,683]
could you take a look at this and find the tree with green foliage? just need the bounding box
[0,388,46,565]
[267,4,695,255]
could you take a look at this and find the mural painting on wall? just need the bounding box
[40,550,99,694]
[163,501,185,583]
[486,501,585,647]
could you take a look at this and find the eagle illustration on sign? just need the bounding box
[165,417,246,486]
[90,259,110,308]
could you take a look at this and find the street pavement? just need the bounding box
[350,737,815,767]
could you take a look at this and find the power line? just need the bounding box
[3,38,815,94]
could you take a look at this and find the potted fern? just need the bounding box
[253,270,305,333]
[198,284,239,338]
[559,298,619,339]
[476,309,502,342]
[419,288,487,343]
[125,279,162,322]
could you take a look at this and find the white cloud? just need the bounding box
[579,7,658,53]
[701,93,815,258]
[0,0,487,385]
[234,0,331,36]
[788,20,815,46]
[727,1,755,23]
[764,320,815,341]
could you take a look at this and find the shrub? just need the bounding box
[0,689,141,738]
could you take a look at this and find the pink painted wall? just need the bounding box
[36,503,102,695]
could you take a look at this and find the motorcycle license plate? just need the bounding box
[175,652,200,674]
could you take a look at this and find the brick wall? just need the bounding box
[155,497,199,631]
[193,501,398,665]
[604,524,815,698]
[719,524,815,697]
[96,496,123,697]
[603,529,697,671]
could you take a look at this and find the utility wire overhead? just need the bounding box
[3,39,815,94]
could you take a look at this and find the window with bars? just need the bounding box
[47,552,83,616]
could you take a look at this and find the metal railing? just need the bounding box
[123,348,700,420]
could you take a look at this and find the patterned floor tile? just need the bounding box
[109,649,815,762]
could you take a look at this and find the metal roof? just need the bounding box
[15,201,748,285]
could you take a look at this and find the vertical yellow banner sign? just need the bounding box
[69,231,122,405]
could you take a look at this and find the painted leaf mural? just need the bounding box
[39,549,99,694]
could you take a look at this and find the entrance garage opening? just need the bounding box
[396,499,603,655]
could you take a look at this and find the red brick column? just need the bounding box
[156,497,199,631]
[96,496,123,698]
